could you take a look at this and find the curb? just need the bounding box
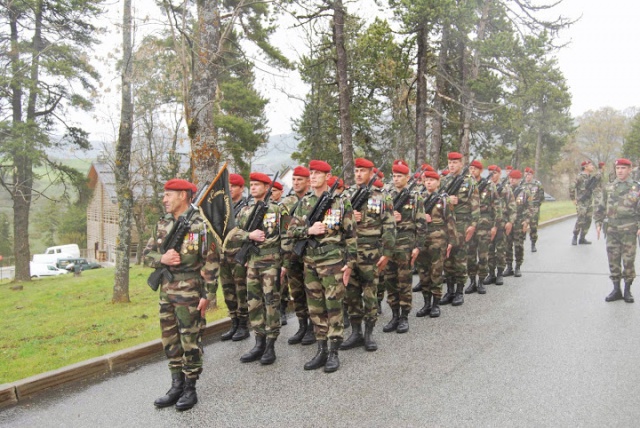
[0,212,577,408]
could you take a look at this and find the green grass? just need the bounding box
[0,265,228,384]
[539,200,575,223]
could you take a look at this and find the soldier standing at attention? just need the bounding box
[440,152,479,307]
[522,167,544,252]
[382,160,426,333]
[416,170,456,317]
[225,172,290,365]
[503,170,533,278]
[485,165,515,286]
[570,160,597,245]
[341,158,395,352]
[144,179,219,411]
[270,179,288,327]
[465,160,502,295]
[287,160,357,372]
[595,158,640,303]
[219,173,250,342]
[280,166,316,346]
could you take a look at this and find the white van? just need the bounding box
[44,244,80,258]
[30,262,70,278]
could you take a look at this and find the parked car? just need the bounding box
[30,262,70,278]
[57,258,102,271]
[544,192,556,202]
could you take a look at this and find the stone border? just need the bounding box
[0,212,577,408]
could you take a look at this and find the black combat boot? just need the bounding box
[324,339,341,373]
[364,320,378,351]
[429,297,441,318]
[495,268,504,285]
[340,322,364,350]
[483,269,496,285]
[531,241,537,252]
[301,319,316,345]
[220,317,239,341]
[396,309,409,334]
[451,283,464,306]
[232,317,250,341]
[514,265,522,277]
[288,316,308,345]
[259,338,277,365]
[624,281,634,303]
[578,233,592,245]
[240,334,266,363]
[412,282,422,293]
[571,233,578,246]
[343,305,351,329]
[477,277,487,294]
[154,372,184,408]
[175,377,197,411]
[503,265,514,277]
[383,308,400,332]
[377,298,383,315]
[440,280,455,305]
[280,302,288,326]
[465,276,478,294]
[416,293,432,317]
[304,340,328,370]
[605,280,623,302]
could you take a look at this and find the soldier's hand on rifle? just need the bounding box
[376,255,390,271]
[341,265,352,285]
[465,225,476,242]
[505,222,513,236]
[410,248,420,267]
[197,298,208,318]
[354,210,363,222]
[249,229,266,242]
[449,195,459,205]
[161,249,181,266]
[490,226,497,241]
[425,213,432,223]
[596,225,601,240]
[393,211,402,222]
[308,221,327,235]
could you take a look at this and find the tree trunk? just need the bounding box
[188,0,221,185]
[535,126,542,175]
[113,0,134,303]
[430,21,449,167]
[415,25,428,167]
[332,0,354,183]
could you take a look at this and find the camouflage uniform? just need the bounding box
[505,184,534,271]
[144,212,220,379]
[570,172,597,241]
[488,180,516,278]
[522,179,544,246]
[287,194,357,341]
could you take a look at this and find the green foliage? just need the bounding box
[0,213,12,257]
[623,113,640,163]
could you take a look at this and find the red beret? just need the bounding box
[580,160,591,167]
[441,169,450,176]
[615,158,632,166]
[165,178,197,193]
[392,160,410,174]
[423,171,440,180]
[525,167,534,174]
[598,162,605,167]
[509,169,523,179]
[229,173,245,187]
[327,176,344,188]
[470,160,483,170]
[293,166,310,177]
[272,181,283,191]
[373,179,384,188]
[355,158,374,168]
[309,160,331,172]
[448,152,463,160]
[377,170,384,178]
[249,172,272,184]
[506,165,513,170]
[424,165,435,172]
[488,165,501,173]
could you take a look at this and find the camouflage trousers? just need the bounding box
[159,277,206,379]
[220,252,248,320]
[303,256,346,340]
[529,207,541,242]
[605,225,638,282]
[345,244,381,323]
[467,226,492,278]
[444,220,470,284]
[384,239,413,311]
[488,229,507,271]
[416,227,448,298]
[246,255,281,339]
[573,202,593,235]
[506,220,527,266]
[286,256,308,319]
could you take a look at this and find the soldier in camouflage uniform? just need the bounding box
[287,160,357,372]
[219,173,251,342]
[440,152,480,307]
[570,160,597,245]
[595,158,640,303]
[522,167,544,252]
[382,160,426,333]
[465,160,502,295]
[270,180,288,327]
[224,172,290,365]
[416,170,456,318]
[280,166,315,345]
[486,165,515,286]
[341,158,396,352]
[144,179,220,411]
[504,170,534,277]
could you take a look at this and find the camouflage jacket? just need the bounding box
[510,184,534,224]
[389,186,427,249]
[422,191,457,246]
[440,171,480,228]
[594,177,640,232]
[281,191,311,217]
[570,172,597,205]
[287,192,358,269]
[143,211,220,300]
[475,178,503,230]
[498,180,517,226]
[522,179,545,207]
[345,186,396,258]
[233,197,249,218]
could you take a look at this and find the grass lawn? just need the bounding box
[539,199,575,223]
[0,265,228,384]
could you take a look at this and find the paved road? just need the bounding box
[2,218,640,427]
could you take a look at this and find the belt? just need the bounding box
[306,244,341,256]
[255,247,281,256]
[357,236,381,245]
[171,271,201,281]
[396,231,414,239]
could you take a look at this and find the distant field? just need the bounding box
[539,200,575,223]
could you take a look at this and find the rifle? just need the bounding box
[496,176,509,194]
[442,166,471,197]
[578,175,598,203]
[234,171,280,265]
[477,177,489,195]
[423,191,442,215]
[233,198,248,217]
[393,168,422,211]
[350,175,378,212]
[293,178,342,257]
[147,184,210,291]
